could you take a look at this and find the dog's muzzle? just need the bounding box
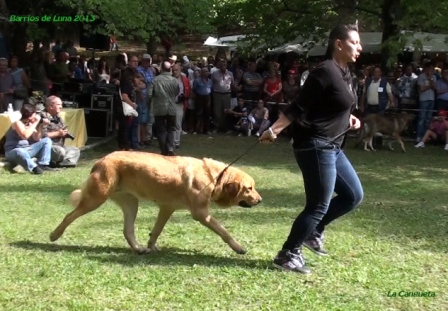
[238,197,262,208]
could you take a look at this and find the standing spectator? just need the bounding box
[193,67,212,134]
[0,57,16,112]
[242,60,263,101]
[416,62,437,141]
[172,63,191,149]
[211,59,234,133]
[147,61,179,156]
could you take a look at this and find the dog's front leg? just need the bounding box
[395,136,406,153]
[364,139,371,151]
[388,140,395,151]
[147,207,174,251]
[191,210,246,254]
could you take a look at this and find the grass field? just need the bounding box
[0,134,447,311]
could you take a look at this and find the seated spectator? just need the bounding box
[43,96,80,167]
[263,67,283,103]
[248,100,271,137]
[3,104,54,174]
[415,109,448,150]
[224,96,250,135]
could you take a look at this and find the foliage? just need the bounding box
[0,135,447,310]
[218,0,448,65]
[59,0,216,42]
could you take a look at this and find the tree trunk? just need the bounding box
[10,24,28,64]
[146,36,158,56]
[380,0,402,70]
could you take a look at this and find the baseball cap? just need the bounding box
[438,109,447,117]
[142,54,152,60]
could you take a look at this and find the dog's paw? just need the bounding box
[49,231,60,242]
[134,247,151,255]
[147,243,160,252]
[235,248,247,255]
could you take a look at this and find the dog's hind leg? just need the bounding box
[50,195,106,242]
[147,206,175,252]
[190,208,246,255]
[388,140,395,151]
[394,135,406,152]
[111,193,147,254]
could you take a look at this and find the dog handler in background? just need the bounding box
[259,24,364,274]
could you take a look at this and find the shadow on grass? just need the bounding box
[9,240,271,270]
[0,183,75,194]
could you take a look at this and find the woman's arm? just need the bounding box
[12,118,40,140]
[271,80,282,96]
[31,121,47,141]
[22,71,31,89]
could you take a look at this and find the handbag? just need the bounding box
[119,89,138,117]
[14,86,28,99]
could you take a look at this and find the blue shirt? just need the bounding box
[137,66,154,85]
[436,79,448,101]
[193,78,212,96]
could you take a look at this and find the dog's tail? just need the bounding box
[354,123,367,148]
[68,159,118,208]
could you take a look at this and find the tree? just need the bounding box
[59,0,218,55]
[219,0,448,67]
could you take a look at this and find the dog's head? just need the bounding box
[204,159,262,208]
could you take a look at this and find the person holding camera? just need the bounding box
[42,96,80,167]
[3,104,54,174]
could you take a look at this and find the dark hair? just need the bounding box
[424,61,434,69]
[20,104,36,121]
[97,56,110,73]
[120,67,135,84]
[325,24,359,59]
[115,54,126,67]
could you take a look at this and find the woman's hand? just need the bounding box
[350,114,361,130]
[259,127,277,143]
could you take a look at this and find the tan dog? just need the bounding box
[49,152,262,254]
[355,112,414,152]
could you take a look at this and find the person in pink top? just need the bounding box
[415,109,448,150]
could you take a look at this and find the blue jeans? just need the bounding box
[417,100,435,138]
[5,137,52,172]
[123,116,139,149]
[282,139,364,251]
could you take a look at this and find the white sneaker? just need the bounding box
[444,144,448,151]
[247,129,252,137]
[255,132,260,137]
[414,142,425,148]
[182,131,187,135]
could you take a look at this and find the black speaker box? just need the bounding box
[91,94,114,110]
[79,22,110,51]
[84,109,111,137]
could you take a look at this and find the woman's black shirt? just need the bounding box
[284,59,356,148]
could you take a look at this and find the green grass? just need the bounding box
[1,134,447,311]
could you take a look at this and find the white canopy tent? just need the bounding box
[203,35,248,51]
[306,32,448,56]
[203,32,448,56]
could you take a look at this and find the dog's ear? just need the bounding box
[224,182,240,198]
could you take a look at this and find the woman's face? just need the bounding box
[269,69,277,78]
[338,30,362,63]
[257,100,264,108]
[10,58,18,68]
